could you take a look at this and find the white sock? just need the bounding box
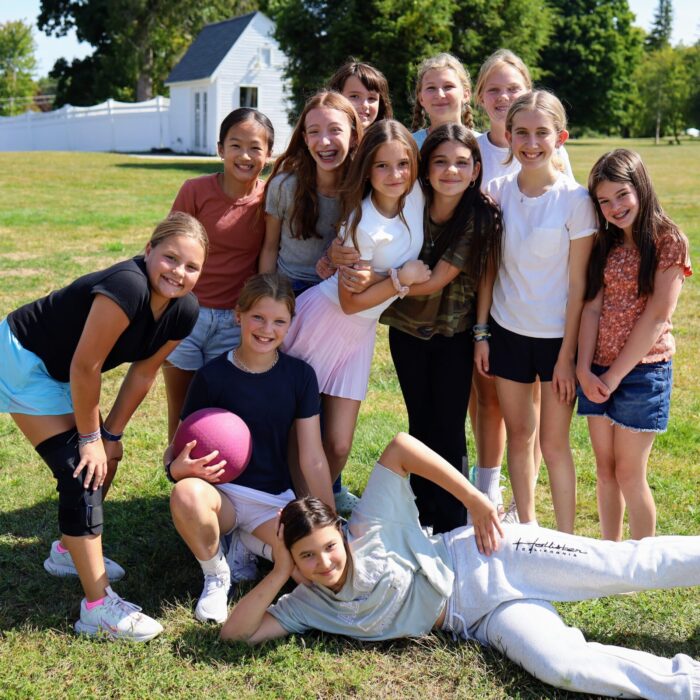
[475,465,503,507]
[239,531,271,561]
[520,520,539,528]
[197,545,229,577]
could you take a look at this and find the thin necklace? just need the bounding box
[232,347,279,374]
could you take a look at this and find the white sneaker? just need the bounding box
[501,499,520,524]
[74,586,163,641]
[44,540,125,581]
[226,530,259,584]
[194,571,230,624]
[334,486,360,515]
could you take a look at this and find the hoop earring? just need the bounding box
[605,220,609,230]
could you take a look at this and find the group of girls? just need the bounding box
[0,45,690,679]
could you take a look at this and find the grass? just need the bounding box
[0,140,698,699]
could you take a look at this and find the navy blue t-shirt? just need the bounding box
[181,351,320,494]
[8,256,199,382]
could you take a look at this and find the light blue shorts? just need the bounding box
[0,317,74,415]
[167,306,241,371]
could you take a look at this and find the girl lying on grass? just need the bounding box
[222,432,700,699]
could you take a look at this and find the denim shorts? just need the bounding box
[167,306,241,371]
[576,361,672,433]
[0,317,74,415]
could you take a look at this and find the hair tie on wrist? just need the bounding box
[100,426,123,442]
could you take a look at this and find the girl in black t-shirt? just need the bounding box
[0,212,207,641]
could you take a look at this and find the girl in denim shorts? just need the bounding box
[577,149,691,541]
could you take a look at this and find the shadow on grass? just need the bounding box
[0,493,203,630]
[115,162,220,175]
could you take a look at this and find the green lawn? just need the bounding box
[0,141,698,699]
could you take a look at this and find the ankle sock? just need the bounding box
[197,545,229,577]
[475,466,503,506]
[56,541,69,554]
[85,596,105,610]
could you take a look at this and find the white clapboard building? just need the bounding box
[165,11,293,155]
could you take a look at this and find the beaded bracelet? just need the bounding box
[100,425,123,442]
[78,429,101,447]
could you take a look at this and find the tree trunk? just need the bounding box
[135,46,153,101]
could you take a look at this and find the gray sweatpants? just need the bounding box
[442,524,700,699]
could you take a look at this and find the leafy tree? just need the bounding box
[539,0,644,135]
[39,0,259,105]
[268,0,455,124]
[644,0,673,52]
[635,45,691,143]
[0,20,38,116]
[451,0,553,81]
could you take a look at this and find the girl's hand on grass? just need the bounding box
[398,260,431,286]
[552,356,576,403]
[327,237,360,268]
[469,492,504,556]
[170,439,226,483]
[474,341,491,377]
[75,440,108,491]
[577,369,610,403]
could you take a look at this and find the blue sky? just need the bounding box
[2,0,699,77]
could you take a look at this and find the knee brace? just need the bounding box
[35,428,104,536]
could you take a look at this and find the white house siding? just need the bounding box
[212,13,293,154]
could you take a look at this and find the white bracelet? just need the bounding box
[390,268,409,299]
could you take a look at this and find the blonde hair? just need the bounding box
[474,49,532,106]
[504,90,567,168]
[148,212,209,260]
[411,53,473,131]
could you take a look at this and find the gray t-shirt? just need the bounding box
[265,173,341,283]
[268,463,454,640]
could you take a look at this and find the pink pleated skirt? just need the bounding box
[283,287,378,401]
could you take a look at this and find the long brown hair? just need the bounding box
[328,58,394,121]
[236,273,296,317]
[340,119,419,250]
[265,90,363,241]
[585,149,686,299]
[420,124,502,281]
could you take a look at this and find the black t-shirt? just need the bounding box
[8,256,199,382]
[181,351,320,494]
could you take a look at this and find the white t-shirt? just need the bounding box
[477,132,574,187]
[486,172,596,338]
[318,184,425,319]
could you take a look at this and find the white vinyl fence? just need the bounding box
[0,97,170,152]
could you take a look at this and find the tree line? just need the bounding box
[1,0,698,140]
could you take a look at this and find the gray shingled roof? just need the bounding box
[166,12,257,84]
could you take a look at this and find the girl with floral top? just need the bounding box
[577,149,691,541]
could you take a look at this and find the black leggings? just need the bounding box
[389,327,473,533]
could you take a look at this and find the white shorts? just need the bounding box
[216,482,295,534]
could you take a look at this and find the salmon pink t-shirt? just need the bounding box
[171,174,265,309]
[593,233,692,366]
